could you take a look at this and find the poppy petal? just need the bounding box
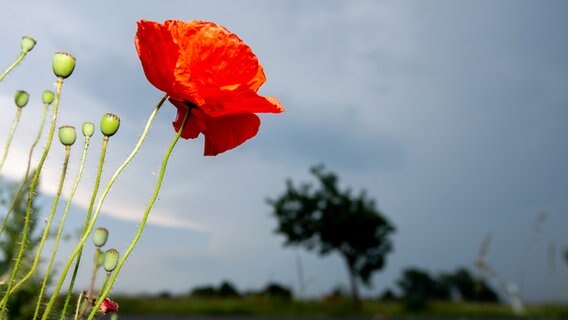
[203,114,260,156]
[135,20,179,94]
[171,100,207,139]
[171,20,266,93]
[199,89,284,117]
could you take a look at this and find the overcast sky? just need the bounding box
[0,0,567,303]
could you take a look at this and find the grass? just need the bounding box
[111,295,568,318]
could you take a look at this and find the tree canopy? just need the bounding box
[268,165,395,304]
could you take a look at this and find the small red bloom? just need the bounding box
[135,20,284,155]
[98,297,119,315]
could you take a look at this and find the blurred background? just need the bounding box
[0,0,567,314]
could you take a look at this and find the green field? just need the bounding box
[112,296,568,318]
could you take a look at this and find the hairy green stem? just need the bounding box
[0,107,23,172]
[97,273,111,299]
[88,250,101,299]
[0,78,64,315]
[88,105,188,320]
[0,52,26,83]
[8,143,71,298]
[60,137,108,319]
[42,94,167,320]
[34,135,90,320]
[73,291,85,320]
[0,101,49,237]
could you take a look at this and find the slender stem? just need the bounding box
[0,77,64,315]
[42,93,168,320]
[0,102,49,237]
[60,137,108,319]
[7,143,71,298]
[34,135,90,320]
[0,107,23,172]
[88,105,188,320]
[0,52,26,83]
[79,273,110,319]
[97,273,111,299]
[88,250,100,299]
[73,292,85,320]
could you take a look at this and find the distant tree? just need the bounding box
[379,288,398,301]
[439,268,499,302]
[323,285,349,301]
[397,268,450,310]
[268,165,395,306]
[190,285,217,298]
[190,281,241,299]
[0,175,44,320]
[218,280,240,298]
[395,267,499,309]
[261,282,293,300]
[157,291,172,299]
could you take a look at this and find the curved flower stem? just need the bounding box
[97,273,111,299]
[0,102,49,237]
[88,251,101,298]
[0,107,23,172]
[73,292,85,320]
[59,137,108,319]
[0,52,26,83]
[78,273,110,319]
[34,135,91,320]
[42,93,168,320]
[7,143,71,298]
[88,106,189,320]
[0,77,64,315]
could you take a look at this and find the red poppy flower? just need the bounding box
[98,297,119,315]
[135,20,284,155]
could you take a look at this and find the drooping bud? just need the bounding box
[52,52,76,79]
[82,122,95,138]
[42,90,55,105]
[103,248,119,272]
[14,90,29,108]
[100,113,120,137]
[58,126,76,146]
[20,36,36,53]
[93,227,109,247]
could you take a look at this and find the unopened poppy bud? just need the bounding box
[52,52,76,79]
[103,248,119,272]
[20,36,36,53]
[14,90,29,108]
[93,227,109,247]
[58,126,76,146]
[95,248,105,267]
[100,113,120,137]
[42,90,55,105]
[82,122,95,138]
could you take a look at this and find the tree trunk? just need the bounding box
[343,254,361,308]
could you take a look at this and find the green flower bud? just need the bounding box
[103,248,119,273]
[42,90,55,105]
[95,248,105,267]
[100,113,120,137]
[58,126,76,146]
[82,122,95,138]
[14,90,29,108]
[52,52,76,79]
[20,36,36,53]
[93,227,109,247]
